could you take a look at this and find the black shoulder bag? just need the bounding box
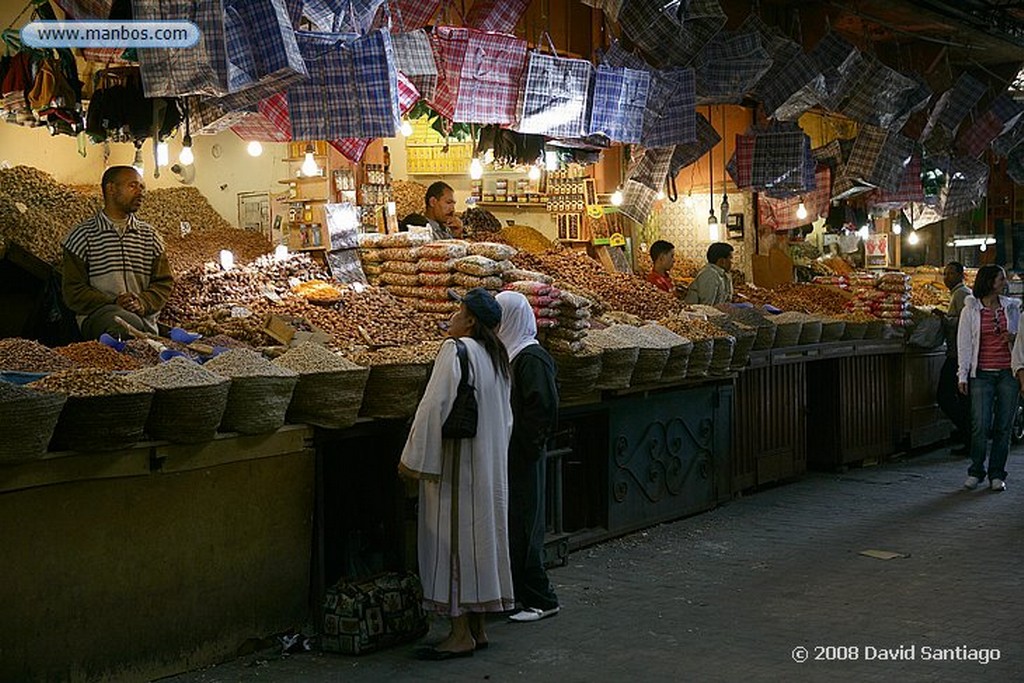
[442,339,478,439]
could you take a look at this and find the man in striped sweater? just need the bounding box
[61,166,174,339]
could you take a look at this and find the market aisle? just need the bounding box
[167,447,1023,683]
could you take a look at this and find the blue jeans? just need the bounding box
[968,369,1017,481]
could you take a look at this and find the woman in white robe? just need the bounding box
[399,288,514,658]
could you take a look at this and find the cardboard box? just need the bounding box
[265,314,332,347]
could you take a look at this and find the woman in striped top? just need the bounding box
[956,265,1021,492]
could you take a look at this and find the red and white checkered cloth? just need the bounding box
[728,133,755,189]
[868,153,923,208]
[957,110,1003,159]
[428,26,526,124]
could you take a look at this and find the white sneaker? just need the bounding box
[990,478,1006,492]
[964,476,980,490]
[508,606,560,623]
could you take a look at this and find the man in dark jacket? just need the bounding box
[496,291,560,622]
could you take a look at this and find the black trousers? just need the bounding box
[508,449,559,611]
[937,356,969,444]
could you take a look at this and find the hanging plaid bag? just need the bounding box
[463,0,530,33]
[668,112,720,178]
[833,126,915,200]
[922,73,987,140]
[869,152,924,209]
[628,146,675,191]
[206,0,308,112]
[331,70,421,162]
[750,124,812,192]
[808,31,861,111]
[391,30,438,101]
[133,0,230,97]
[958,94,1024,158]
[455,29,528,124]
[516,33,593,138]
[840,55,929,131]
[372,0,442,30]
[601,41,697,148]
[618,0,726,68]
[287,29,401,139]
[693,28,772,104]
[618,179,659,224]
[589,65,649,144]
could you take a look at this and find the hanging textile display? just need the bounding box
[838,55,930,131]
[391,29,438,102]
[617,0,727,69]
[133,0,230,97]
[330,70,421,162]
[627,146,675,191]
[428,26,527,124]
[373,0,443,31]
[958,94,1024,158]
[668,112,720,178]
[287,29,401,139]
[749,123,812,193]
[601,41,697,148]
[618,179,659,225]
[808,31,861,111]
[693,29,772,104]
[303,0,388,33]
[588,65,650,144]
[516,34,593,138]
[922,72,987,140]
[868,152,924,209]
[743,15,824,122]
[832,126,915,200]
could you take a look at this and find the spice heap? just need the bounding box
[347,341,443,366]
[274,342,363,373]
[0,338,76,372]
[734,282,852,316]
[55,341,142,371]
[659,316,726,341]
[494,225,552,254]
[129,356,225,389]
[461,207,502,235]
[28,368,152,397]
[205,348,298,378]
[513,248,682,320]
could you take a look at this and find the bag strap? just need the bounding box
[453,338,471,390]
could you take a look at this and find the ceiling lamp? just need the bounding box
[611,188,624,206]
[132,145,144,176]
[908,231,920,245]
[528,164,541,181]
[707,107,719,240]
[719,106,729,222]
[246,140,263,157]
[399,119,414,137]
[469,157,484,180]
[179,99,194,166]
[156,141,169,167]
[796,200,808,221]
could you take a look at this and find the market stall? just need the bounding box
[1,0,1017,677]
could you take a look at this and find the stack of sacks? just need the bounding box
[357,233,385,285]
[504,280,563,331]
[450,242,517,298]
[414,240,470,315]
[358,232,431,289]
[845,271,909,324]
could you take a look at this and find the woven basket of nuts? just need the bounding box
[205,349,299,435]
[274,343,370,429]
[129,357,231,443]
[0,381,66,462]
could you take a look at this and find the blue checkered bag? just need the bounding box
[618,179,659,224]
[923,73,987,139]
[694,29,772,104]
[589,65,650,144]
[808,31,861,111]
[668,112,720,177]
[840,55,928,131]
[206,0,308,112]
[303,0,388,32]
[287,29,400,139]
[618,0,726,68]
[745,15,824,122]
[627,146,675,191]
[600,41,696,148]
[516,34,593,138]
[133,0,230,97]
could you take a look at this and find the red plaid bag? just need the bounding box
[957,110,1004,159]
[257,91,292,138]
[429,26,527,124]
[727,133,755,189]
[464,0,530,33]
[869,153,923,209]
[374,0,442,30]
[230,109,292,141]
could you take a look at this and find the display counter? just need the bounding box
[0,426,315,683]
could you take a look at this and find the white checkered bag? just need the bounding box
[589,65,650,144]
[516,33,592,138]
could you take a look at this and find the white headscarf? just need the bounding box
[496,291,539,361]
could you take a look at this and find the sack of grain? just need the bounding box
[454,255,509,276]
[467,242,517,260]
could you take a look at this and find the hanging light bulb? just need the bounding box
[656,189,666,200]
[469,157,484,180]
[545,149,558,171]
[683,190,694,208]
[980,242,988,252]
[301,143,320,176]
[132,146,145,176]
[528,164,541,181]
[179,135,194,166]
[720,192,730,223]
[796,200,808,221]
[708,205,720,241]
[611,188,624,206]
[908,230,920,245]
[246,140,263,157]
[892,223,902,235]
[156,141,169,167]
[399,119,414,137]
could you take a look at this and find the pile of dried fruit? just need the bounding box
[392,179,428,222]
[55,341,142,371]
[28,368,152,397]
[0,338,76,372]
[734,282,851,316]
[129,356,225,389]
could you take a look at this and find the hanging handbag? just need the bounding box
[441,339,478,439]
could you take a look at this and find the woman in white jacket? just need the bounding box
[957,264,1021,492]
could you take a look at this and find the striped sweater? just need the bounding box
[61,211,174,332]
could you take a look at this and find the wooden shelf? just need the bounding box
[276,197,329,203]
[282,155,328,162]
[278,177,328,184]
[475,201,548,209]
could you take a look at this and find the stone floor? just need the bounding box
[166,446,1023,683]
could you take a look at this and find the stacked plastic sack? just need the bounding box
[845,271,911,326]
